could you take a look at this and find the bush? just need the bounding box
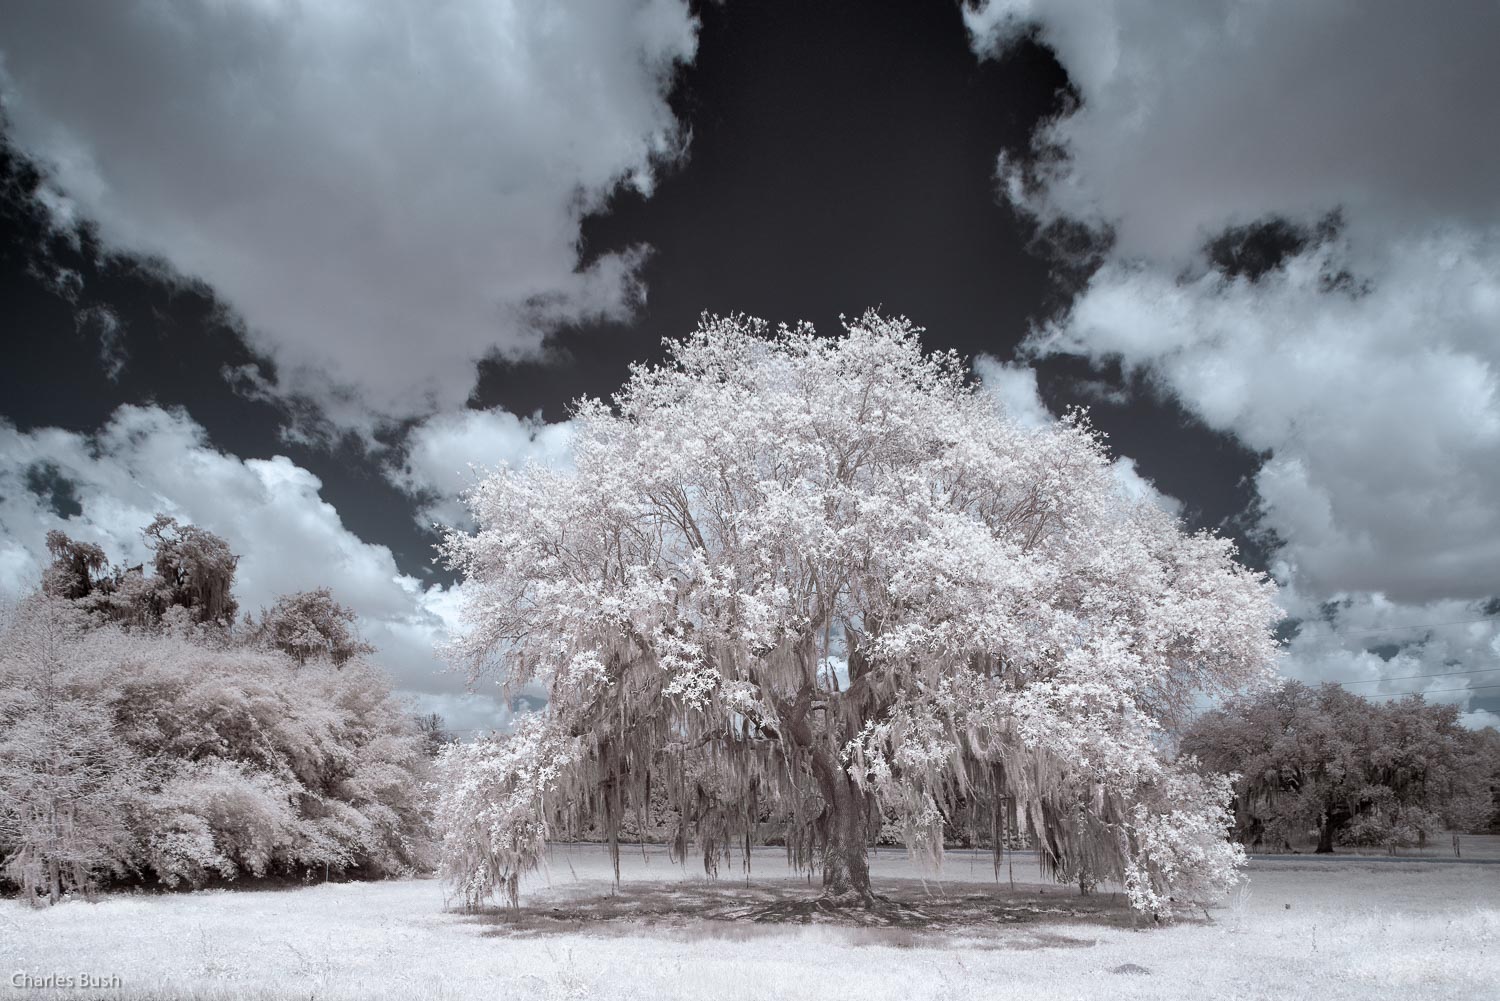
[0,593,433,904]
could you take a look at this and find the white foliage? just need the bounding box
[0,595,433,902]
[437,313,1281,911]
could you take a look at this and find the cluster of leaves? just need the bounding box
[1182,681,1498,852]
[437,312,1281,913]
[1,521,436,906]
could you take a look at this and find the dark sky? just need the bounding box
[477,0,1261,545]
[0,0,1264,580]
[2,0,1496,724]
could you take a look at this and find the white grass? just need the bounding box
[5,843,1498,1001]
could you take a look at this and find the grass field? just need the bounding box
[4,842,1498,1001]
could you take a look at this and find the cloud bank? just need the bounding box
[964,0,1500,260]
[0,0,698,427]
[967,0,1500,722]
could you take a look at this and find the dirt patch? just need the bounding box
[459,876,1155,947]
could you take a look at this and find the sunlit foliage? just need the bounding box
[438,313,1280,913]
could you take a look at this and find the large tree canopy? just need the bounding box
[437,313,1280,912]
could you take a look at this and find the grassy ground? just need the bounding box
[3,843,1498,1001]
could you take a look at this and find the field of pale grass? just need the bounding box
[4,841,1498,1001]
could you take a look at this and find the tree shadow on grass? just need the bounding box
[458,876,1161,949]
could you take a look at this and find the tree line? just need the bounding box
[1183,680,1500,853]
[0,517,437,905]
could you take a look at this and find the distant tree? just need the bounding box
[1182,681,1487,853]
[143,515,239,625]
[40,530,108,602]
[254,588,374,667]
[1469,727,1500,833]
[1,529,434,903]
[437,313,1280,913]
[43,516,240,629]
[109,639,432,886]
[89,565,159,631]
[414,713,452,757]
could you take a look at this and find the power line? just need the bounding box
[1302,614,1500,637]
[1334,665,1500,686]
[1361,682,1500,699]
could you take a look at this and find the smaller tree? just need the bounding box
[2,520,435,901]
[40,531,108,602]
[1474,727,1500,832]
[414,712,452,757]
[143,515,239,625]
[1183,681,1486,853]
[44,517,242,629]
[253,588,374,667]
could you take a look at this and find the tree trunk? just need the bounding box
[1315,816,1336,854]
[821,789,873,900]
[812,751,875,903]
[780,680,878,906]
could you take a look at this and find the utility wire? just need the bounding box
[1301,614,1499,636]
[1334,665,1500,686]
[1360,682,1500,699]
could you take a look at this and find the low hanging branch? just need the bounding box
[435,312,1280,913]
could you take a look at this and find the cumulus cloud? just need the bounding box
[0,406,511,733]
[973,355,1053,430]
[964,0,1500,259]
[1463,709,1500,732]
[390,408,574,529]
[0,0,698,426]
[1029,233,1500,605]
[1274,583,1500,725]
[966,1,1500,714]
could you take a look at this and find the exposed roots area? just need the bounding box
[746,887,931,926]
[461,877,1151,941]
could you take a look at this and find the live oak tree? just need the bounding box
[142,515,239,626]
[40,531,108,602]
[437,313,1280,911]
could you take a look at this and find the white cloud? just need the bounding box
[966,1,1500,707]
[1461,709,1500,733]
[1274,584,1500,728]
[1028,232,1500,605]
[0,406,509,734]
[0,0,698,427]
[391,408,574,529]
[964,0,1500,260]
[973,355,1052,430]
